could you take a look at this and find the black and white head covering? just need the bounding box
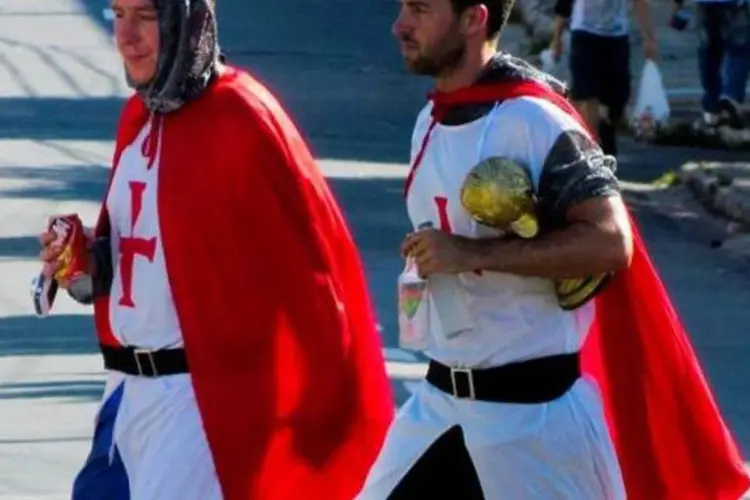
[128,0,221,114]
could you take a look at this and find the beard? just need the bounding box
[400,28,466,77]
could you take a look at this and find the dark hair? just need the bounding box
[450,0,514,40]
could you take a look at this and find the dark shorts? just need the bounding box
[569,30,631,113]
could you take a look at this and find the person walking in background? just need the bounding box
[550,0,658,156]
[673,0,750,128]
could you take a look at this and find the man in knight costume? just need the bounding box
[357,0,749,498]
[35,1,392,498]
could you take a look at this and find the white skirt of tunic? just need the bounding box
[356,376,626,499]
[102,372,223,500]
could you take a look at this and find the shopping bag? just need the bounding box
[630,60,671,139]
[539,32,570,81]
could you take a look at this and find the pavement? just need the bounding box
[672,160,750,263]
[0,1,748,499]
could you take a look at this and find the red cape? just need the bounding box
[92,66,393,499]
[429,80,749,499]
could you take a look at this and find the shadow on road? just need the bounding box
[0,236,40,259]
[0,164,108,202]
[0,97,124,141]
[328,177,408,340]
[0,314,98,358]
[0,380,103,402]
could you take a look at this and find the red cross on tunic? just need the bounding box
[117,180,157,308]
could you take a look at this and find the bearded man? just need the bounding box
[356,0,749,498]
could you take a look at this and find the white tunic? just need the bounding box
[96,116,223,499]
[358,97,626,499]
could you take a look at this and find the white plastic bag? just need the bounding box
[539,32,570,81]
[631,60,671,138]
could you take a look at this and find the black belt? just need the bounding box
[99,344,189,377]
[426,352,580,403]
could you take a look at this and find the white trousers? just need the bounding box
[357,376,626,499]
[77,372,223,500]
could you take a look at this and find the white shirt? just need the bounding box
[405,96,596,369]
[570,0,630,37]
[106,116,183,350]
[97,116,221,497]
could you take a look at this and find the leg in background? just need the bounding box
[698,3,727,120]
[569,30,607,147]
[719,1,750,127]
[598,35,631,157]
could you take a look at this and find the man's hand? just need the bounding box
[549,35,564,62]
[37,218,94,288]
[401,229,475,277]
[38,230,68,285]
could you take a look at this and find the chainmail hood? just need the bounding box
[128,0,221,114]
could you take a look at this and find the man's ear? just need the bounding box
[461,4,489,38]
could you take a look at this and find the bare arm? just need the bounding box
[552,15,568,39]
[634,0,658,58]
[470,128,633,279]
[634,0,655,36]
[403,128,632,280]
[550,0,571,58]
[459,194,632,278]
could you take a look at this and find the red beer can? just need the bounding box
[49,214,88,283]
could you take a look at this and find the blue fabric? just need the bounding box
[697,1,750,110]
[72,383,130,500]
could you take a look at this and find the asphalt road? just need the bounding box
[0,1,747,498]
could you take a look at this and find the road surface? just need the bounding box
[0,1,747,498]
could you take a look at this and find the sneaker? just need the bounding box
[718,97,745,129]
[703,112,720,127]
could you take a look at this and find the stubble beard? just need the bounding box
[403,31,466,78]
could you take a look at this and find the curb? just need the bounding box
[679,162,750,228]
[625,181,750,272]
[649,121,750,150]
[673,162,750,266]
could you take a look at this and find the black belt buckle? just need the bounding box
[450,367,476,400]
[133,348,159,377]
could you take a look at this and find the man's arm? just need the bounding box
[475,127,632,278]
[633,0,658,59]
[476,127,632,278]
[404,128,633,279]
[549,0,571,60]
[461,194,632,278]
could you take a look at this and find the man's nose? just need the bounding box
[392,12,409,38]
[116,18,141,45]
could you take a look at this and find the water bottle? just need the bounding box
[415,222,474,341]
[397,257,430,351]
